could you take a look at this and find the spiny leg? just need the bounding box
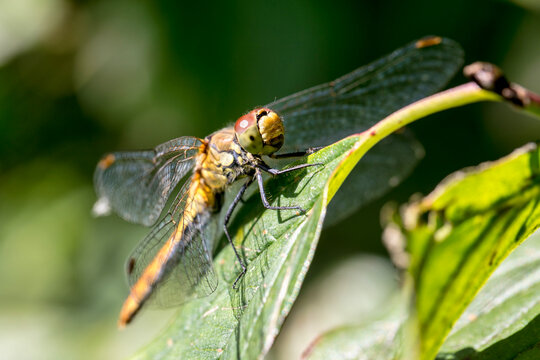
[255,168,307,212]
[224,177,254,289]
[257,161,321,176]
[269,147,323,159]
[227,161,321,288]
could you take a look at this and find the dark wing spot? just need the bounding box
[127,258,136,275]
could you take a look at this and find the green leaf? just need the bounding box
[298,231,540,360]
[301,320,404,360]
[300,292,407,360]
[437,231,540,360]
[384,143,540,360]
[131,136,360,359]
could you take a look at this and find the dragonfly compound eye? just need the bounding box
[235,108,284,155]
[235,110,264,154]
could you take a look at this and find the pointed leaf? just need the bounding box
[385,143,540,360]
[437,231,540,359]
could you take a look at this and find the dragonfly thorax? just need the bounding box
[234,108,284,156]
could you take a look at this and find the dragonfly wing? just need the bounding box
[126,177,218,308]
[94,136,203,226]
[274,103,393,152]
[324,131,423,227]
[267,37,463,152]
[158,218,219,304]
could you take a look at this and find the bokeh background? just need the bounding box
[1,0,539,359]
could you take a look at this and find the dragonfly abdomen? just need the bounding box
[118,175,217,327]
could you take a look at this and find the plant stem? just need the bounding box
[327,82,501,201]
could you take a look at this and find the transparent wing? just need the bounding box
[324,131,423,227]
[266,37,464,152]
[265,37,462,224]
[94,136,203,226]
[126,177,218,308]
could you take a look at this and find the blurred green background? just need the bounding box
[0,0,539,359]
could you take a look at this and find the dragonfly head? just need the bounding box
[234,108,284,156]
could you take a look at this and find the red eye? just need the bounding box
[234,110,258,134]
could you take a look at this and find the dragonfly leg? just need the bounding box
[257,161,321,176]
[224,177,254,289]
[256,169,306,212]
[270,147,323,159]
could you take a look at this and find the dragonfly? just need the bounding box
[93,36,463,327]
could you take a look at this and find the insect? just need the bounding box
[93,36,463,327]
